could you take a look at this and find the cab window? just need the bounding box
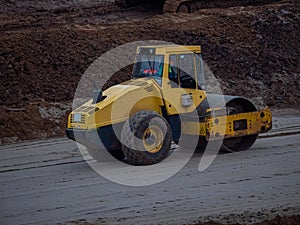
[178,54,196,89]
[169,55,179,87]
[195,54,206,90]
[133,54,164,78]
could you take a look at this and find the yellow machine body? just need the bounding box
[182,109,272,140]
[66,45,272,163]
[68,79,164,130]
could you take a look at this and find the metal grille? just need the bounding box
[70,114,86,124]
[144,86,154,92]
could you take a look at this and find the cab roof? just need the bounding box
[137,45,201,54]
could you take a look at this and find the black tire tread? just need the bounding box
[121,111,171,165]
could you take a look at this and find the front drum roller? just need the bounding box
[222,97,258,152]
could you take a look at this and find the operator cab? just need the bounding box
[133,45,206,90]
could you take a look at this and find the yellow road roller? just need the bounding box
[66,45,272,165]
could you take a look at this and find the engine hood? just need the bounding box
[68,78,164,130]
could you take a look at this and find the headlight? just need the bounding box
[73,113,82,123]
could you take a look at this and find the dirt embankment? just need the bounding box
[0,1,299,143]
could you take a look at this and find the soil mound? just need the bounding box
[0,1,299,143]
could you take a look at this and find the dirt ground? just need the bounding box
[0,0,299,143]
[0,2,299,224]
[1,132,300,225]
[67,215,300,224]
[192,215,300,225]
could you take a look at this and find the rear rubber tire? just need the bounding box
[121,111,171,165]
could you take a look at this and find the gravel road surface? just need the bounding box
[0,116,299,225]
